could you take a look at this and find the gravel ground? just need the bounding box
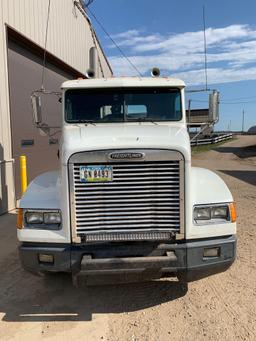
[0,135,255,341]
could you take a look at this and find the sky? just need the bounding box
[87,0,256,131]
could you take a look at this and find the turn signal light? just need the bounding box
[229,202,237,223]
[17,208,23,229]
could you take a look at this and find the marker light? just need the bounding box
[229,202,237,223]
[17,209,23,229]
[203,247,220,258]
[38,254,54,264]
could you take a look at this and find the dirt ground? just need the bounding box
[0,135,255,341]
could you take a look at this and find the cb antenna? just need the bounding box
[203,5,208,91]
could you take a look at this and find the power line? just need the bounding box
[242,109,245,132]
[75,1,105,77]
[83,0,94,7]
[86,7,143,77]
[188,92,256,102]
[220,95,256,101]
[190,99,256,105]
[221,100,256,104]
[189,99,208,103]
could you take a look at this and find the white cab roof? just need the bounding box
[61,77,185,89]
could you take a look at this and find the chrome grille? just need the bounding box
[69,150,184,242]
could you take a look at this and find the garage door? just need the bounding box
[8,39,75,198]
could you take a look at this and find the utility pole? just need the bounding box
[187,99,191,134]
[227,120,231,132]
[188,99,191,123]
[242,109,245,133]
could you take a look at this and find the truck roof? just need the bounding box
[61,77,185,89]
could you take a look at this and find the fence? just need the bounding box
[191,133,233,146]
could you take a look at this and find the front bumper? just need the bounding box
[19,235,236,283]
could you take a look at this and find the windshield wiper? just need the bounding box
[84,120,96,126]
[132,118,158,125]
[71,120,96,126]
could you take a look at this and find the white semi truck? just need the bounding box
[17,74,237,285]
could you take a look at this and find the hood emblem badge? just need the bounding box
[109,152,145,160]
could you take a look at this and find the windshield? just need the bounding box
[65,87,182,123]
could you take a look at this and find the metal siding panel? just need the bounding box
[37,0,43,46]
[16,0,21,32]
[50,0,57,58]
[1,37,12,160]
[19,0,25,34]
[33,0,38,44]
[23,0,30,36]
[31,0,36,41]
[2,0,111,76]
[0,4,16,213]
[7,41,74,198]
[0,0,4,150]
[0,0,112,212]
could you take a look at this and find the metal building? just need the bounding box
[0,0,112,214]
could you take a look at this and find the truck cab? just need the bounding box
[17,76,236,285]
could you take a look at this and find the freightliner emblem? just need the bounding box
[109,152,145,160]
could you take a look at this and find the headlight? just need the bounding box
[211,206,229,220]
[194,203,236,224]
[24,210,61,229]
[25,212,44,224]
[194,207,211,220]
[44,212,61,224]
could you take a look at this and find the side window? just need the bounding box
[174,93,181,115]
[66,99,73,120]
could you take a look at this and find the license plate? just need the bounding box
[79,166,113,182]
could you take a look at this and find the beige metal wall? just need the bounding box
[0,0,112,213]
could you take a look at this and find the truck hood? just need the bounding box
[62,124,191,163]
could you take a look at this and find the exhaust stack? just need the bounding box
[151,67,160,77]
[86,46,98,78]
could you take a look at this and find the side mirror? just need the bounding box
[31,95,42,125]
[209,90,220,122]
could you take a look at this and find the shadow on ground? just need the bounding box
[1,206,187,324]
[0,270,187,322]
[218,170,256,187]
[214,144,256,159]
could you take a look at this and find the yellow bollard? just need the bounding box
[20,155,27,195]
